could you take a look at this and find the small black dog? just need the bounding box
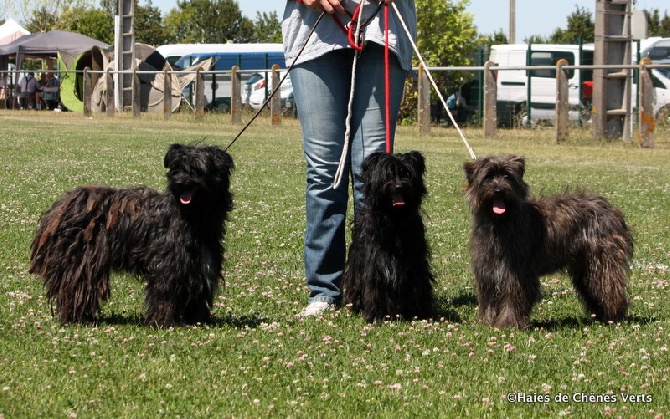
[29,143,234,327]
[343,151,434,322]
[463,155,632,328]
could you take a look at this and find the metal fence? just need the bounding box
[2,60,669,147]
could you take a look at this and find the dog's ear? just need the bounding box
[405,151,426,178]
[209,147,235,176]
[463,160,477,185]
[506,155,525,178]
[164,143,184,168]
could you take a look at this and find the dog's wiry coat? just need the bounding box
[343,151,434,322]
[29,143,234,327]
[463,155,632,328]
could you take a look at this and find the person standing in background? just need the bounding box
[41,72,61,110]
[18,72,40,110]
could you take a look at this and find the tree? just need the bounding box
[415,0,478,92]
[547,6,594,44]
[25,6,60,33]
[396,0,478,121]
[527,34,549,44]
[20,0,73,32]
[648,9,670,37]
[479,29,508,51]
[416,0,478,69]
[59,7,114,43]
[251,11,282,43]
[523,6,594,44]
[98,0,115,16]
[163,0,254,43]
[135,1,170,45]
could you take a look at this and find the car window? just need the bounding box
[529,51,575,79]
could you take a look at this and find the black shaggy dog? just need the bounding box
[463,155,632,329]
[29,143,234,327]
[343,151,434,322]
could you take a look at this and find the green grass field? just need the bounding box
[0,110,668,417]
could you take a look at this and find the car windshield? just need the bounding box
[191,56,212,66]
[175,55,212,68]
[245,74,263,86]
[174,56,194,69]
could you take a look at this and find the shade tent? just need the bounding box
[1,31,207,113]
[0,19,30,45]
[0,30,108,111]
[0,33,39,59]
[0,30,108,87]
[1,30,108,67]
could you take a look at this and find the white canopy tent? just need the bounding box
[0,19,29,45]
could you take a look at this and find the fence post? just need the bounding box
[231,65,242,124]
[163,63,172,120]
[555,58,570,143]
[132,67,140,117]
[83,67,92,118]
[194,67,205,120]
[417,63,430,135]
[483,61,497,138]
[105,68,114,117]
[638,57,654,148]
[270,64,282,125]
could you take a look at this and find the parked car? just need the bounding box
[650,62,670,121]
[641,37,670,63]
[243,73,264,104]
[247,71,293,112]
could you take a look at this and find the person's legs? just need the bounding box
[291,45,408,313]
[291,50,355,308]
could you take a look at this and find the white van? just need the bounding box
[489,44,594,126]
[490,43,670,127]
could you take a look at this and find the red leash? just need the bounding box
[347,6,364,52]
[333,2,392,152]
[383,2,391,153]
[330,3,365,51]
[298,1,393,153]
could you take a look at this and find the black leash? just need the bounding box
[224,4,383,152]
[224,12,326,151]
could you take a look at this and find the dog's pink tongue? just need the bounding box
[180,193,192,205]
[493,198,506,215]
[392,193,406,207]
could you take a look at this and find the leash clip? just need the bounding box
[351,24,365,48]
[347,18,365,51]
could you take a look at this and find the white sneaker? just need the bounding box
[297,301,335,317]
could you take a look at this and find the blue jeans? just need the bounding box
[290,45,408,305]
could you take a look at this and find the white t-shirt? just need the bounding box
[19,74,40,94]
